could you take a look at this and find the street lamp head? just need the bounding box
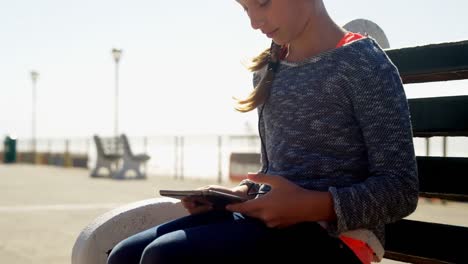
[112,48,123,63]
[30,71,39,82]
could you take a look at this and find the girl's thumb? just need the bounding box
[247,172,266,184]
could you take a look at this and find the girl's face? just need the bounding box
[237,0,315,45]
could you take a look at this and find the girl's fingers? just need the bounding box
[226,200,263,218]
[182,197,213,214]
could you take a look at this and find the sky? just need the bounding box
[1,0,468,140]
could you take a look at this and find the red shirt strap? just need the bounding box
[336,32,365,48]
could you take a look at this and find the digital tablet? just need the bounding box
[159,189,247,208]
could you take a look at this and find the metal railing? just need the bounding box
[1,134,261,182]
[1,134,467,182]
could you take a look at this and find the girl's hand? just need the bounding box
[225,173,336,228]
[181,196,213,215]
[181,184,249,215]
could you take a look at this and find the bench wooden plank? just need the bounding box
[385,219,468,263]
[409,96,468,137]
[417,156,468,202]
[98,137,123,156]
[386,40,468,84]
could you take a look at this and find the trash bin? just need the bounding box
[3,136,17,163]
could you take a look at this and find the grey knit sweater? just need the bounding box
[253,38,419,256]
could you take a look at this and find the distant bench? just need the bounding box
[91,134,150,179]
[72,40,468,264]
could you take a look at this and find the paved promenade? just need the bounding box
[0,164,467,263]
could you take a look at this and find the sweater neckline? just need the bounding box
[280,37,370,67]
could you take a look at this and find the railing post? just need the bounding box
[425,138,430,156]
[64,139,71,167]
[143,136,148,153]
[217,135,223,183]
[174,136,179,179]
[48,139,52,154]
[180,136,184,180]
[143,136,148,175]
[443,136,448,157]
[86,138,90,154]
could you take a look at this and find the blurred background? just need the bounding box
[1,0,468,180]
[0,1,467,263]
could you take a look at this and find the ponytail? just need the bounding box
[235,42,284,112]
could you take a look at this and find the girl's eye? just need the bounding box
[241,0,270,12]
[258,0,270,7]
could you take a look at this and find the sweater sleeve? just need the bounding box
[328,61,419,233]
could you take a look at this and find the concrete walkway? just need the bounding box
[0,164,466,263]
[0,164,221,264]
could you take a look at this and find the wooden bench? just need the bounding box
[90,134,122,178]
[383,40,468,264]
[90,134,150,179]
[72,40,468,264]
[113,134,150,179]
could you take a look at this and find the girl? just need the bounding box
[107,0,418,263]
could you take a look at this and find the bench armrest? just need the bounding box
[71,198,188,264]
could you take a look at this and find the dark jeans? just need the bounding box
[107,210,362,264]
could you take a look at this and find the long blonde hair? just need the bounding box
[235,42,284,112]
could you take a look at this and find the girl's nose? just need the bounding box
[250,18,265,30]
[247,9,266,30]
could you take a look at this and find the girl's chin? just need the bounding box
[272,38,287,46]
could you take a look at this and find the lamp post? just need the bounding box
[111,48,122,141]
[30,70,39,155]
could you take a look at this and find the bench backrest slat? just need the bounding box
[416,156,468,202]
[385,219,468,263]
[93,135,106,156]
[120,134,134,157]
[386,40,468,84]
[409,96,468,137]
[93,135,122,156]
